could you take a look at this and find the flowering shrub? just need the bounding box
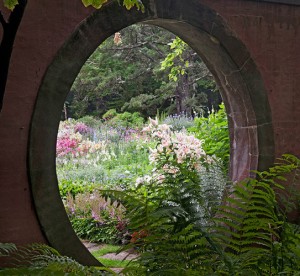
[142,117,211,178]
[74,122,91,135]
[56,119,108,163]
[64,191,128,244]
[135,118,227,222]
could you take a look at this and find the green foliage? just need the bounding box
[101,122,226,273]
[59,179,95,199]
[0,243,17,256]
[103,110,144,128]
[70,217,120,244]
[3,0,18,10]
[106,155,300,275]
[78,115,100,128]
[103,169,221,274]
[0,243,110,275]
[189,103,230,172]
[160,37,188,82]
[64,191,128,244]
[4,0,144,11]
[162,113,195,131]
[121,94,158,118]
[210,154,300,274]
[121,0,144,11]
[81,0,144,11]
[81,0,108,9]
[69,23,219,119]
[69,24,166,119]
[102,109,118,120]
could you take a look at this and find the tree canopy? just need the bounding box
[67,24,221,119]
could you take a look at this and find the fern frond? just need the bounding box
[0,243,17,256]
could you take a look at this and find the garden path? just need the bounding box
[83,241,138,274]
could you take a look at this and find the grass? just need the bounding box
[92,244,120,257]
[92,244,134,268]
[97,258,131,268]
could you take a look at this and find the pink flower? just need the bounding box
[149,117,158,126]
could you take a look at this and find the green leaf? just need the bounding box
[3,0,18,10]
[81,0,107,9]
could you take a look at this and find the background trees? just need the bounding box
[68,24,221,119]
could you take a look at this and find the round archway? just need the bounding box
[29,0,274,265]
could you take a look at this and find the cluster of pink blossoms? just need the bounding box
[56,120,106,160]
[143,117,208,174]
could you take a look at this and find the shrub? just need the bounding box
[189,103,230,173]
[59,179,95,199]
[162,112,195,131]
[110,112,144,128]
[102,110,144,129]
[78,115,100,128]
[0,243,109,274]
[102,109,118,121]
[64,191,128,244]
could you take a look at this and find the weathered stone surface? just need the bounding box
[0,0,299,265]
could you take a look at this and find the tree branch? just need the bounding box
[99,42,148,51]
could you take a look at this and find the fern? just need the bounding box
[212,154,300,274]
[118,154,300,275]
[0,243,111,275]
[0,243,17,257]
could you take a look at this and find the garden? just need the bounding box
[52,105,300,275]
[2,105,300,275]
[56,105,229,248]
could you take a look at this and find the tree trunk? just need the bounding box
[175,73,191,115]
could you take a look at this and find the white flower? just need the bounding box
[149,117,158,126]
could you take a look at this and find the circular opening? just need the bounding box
[29,0,274,265]
[56,23,226,252]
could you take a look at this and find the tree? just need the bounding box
[69,24,221,119]
[69,24,166,118]
[159,36,221,116]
